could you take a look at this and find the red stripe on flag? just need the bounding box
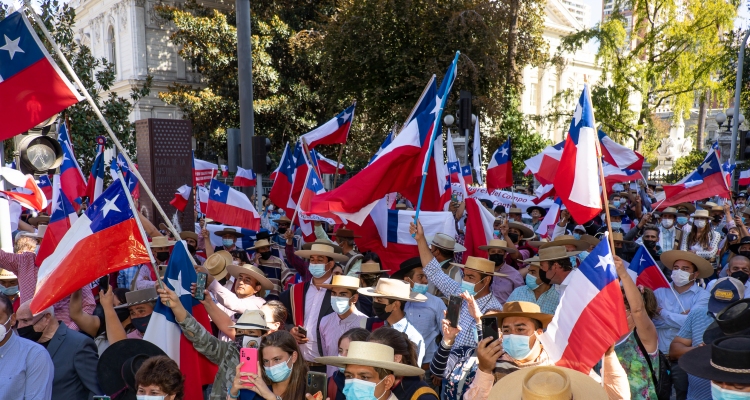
[180,305,219,399]
[636,266,671,291]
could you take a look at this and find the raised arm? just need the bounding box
[100,286,128,345]
[69,289,100,338]
[614,255,657,353]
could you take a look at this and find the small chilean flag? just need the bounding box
[196,185,208,214]
[628,245,671,291]
[38,174,53,203]
[461,198,496,262]
[486,138,513,191]
[36,176,78,266]
[0,11,83,139]
[170,185,192,212]
[59,129,87,206]
[86,136,106,203]
[461,165,474,185]
[300,104,356,149]
[220,165,229,178]
[193,153,218,186]
[233,166,257,187]
[0,167,48,211]
[206,179,261,230]
[740,169,750,186]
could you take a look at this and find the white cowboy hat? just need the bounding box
[489,366,607,399]
[316,341,425,377]
[427,233,467,252]
[478,239,517,253]
[230,309,269,331]
[319,275,361,291]
[226,263,274,290]
[149,236,176,248]
[449,256,508,277]
[295,243,348,262]
[357,278,426,303]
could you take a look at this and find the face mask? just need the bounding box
[277,227,288,234]
[573,233,581,240]
[1,285,18,296]
[507,233,519,243]
[731,270,750,284]
[372,302,392,320]
[525,273,540,290]
[116,307,131,323]
[331,296,352,315]
[309,263,328,278]
[343,377,387,400]
[267,205,275,212]
[137,396,165,400]
[713,215,723,223]
[155,251,170,262]
[493,230,500,237]
[611,222,622,230]
[728,234,739,243]
[411,282,428,294]
[265,357,293,382]
[259,251,272,260]
[187,244,197,254]
[694,219,707,229]
[0,315,11,341]
[502,334,533,360]
[569,256,578,266]
[222,239,235,247]
[537,268,551,284]
[643,240,657,249]
[741,251,750,259]
[461,279,479,296]
[614,248,625,259]
[711,382,750,400]
[662,219,674,229]
[677,216,689,226]
[489,253,504,267]
[131,315,151,333]
[613,200,621,208]
[17,324,44,342]
[671,269,693,287]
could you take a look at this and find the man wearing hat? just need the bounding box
[316,341,426,400]
[134,236,176,290]
[553,208,601,239]
[675,205,693,232]
[479,239,523,304]
[412,220,504,351]
[524,245,581,295]
[670,277,745,400]
[355,259,390,317]
[16,300,103,399]
[207,259,272,315]
[280,243,347,373]
[526,206,546,232]
[359,278,428,364]
[655,207,681,252]
[486,365,608,400]
[324,226,364,276]
[503,221,537,271]
[737,192,748,210]
[425,233,467,299]
[208,227,244,257]
[708,204,728,233]
[248,236,293,299]
[106,288,160,341]
[318,275,368,376]
[0,268,19,311]
[654,250,714,357]
[679,336,750,398]
[271,215,293,247]
[179,231,204,264]
[595,207,626,239]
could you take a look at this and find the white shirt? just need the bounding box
[555,270,575,295]
[208,279,266,315]
[300,276,332,362]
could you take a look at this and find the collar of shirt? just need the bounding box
[0,332,16,358]
[555,270,575,294]
[389,317,410,332]
[312,275,333,291]
[671,281,703,294]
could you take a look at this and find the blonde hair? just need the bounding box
[15,236,37,254]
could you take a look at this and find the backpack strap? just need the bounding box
[455,357,478,397]
[633,329,659,389]
[411,386,439,400]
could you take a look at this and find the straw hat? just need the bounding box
[27,215,50,226]
[273,215,292,223]
[25,224,47,239]
[580,235,600,248]
[114,288,158,309]
[248,239,272,251]
[0,268,17,280]
[229,309,269,331]
[214,227,244,238]
[660,207,678,216]
[507,222,535,240]
[357,278,426,302]
[691,209,710,219]
[660,250,714,279]
[483,301,553,329]
[226,263,274,290]
[428,233,467,252]
[179,231,198,242]
[529,235,588,251]
[489,366,607,399]
[356,261,390,275]
[301,240,344,254]
[319,275,361,291]
[478,239,517,253]
[523,246,581,264]
[509,207,523,214]
[295,243,348,262]
[204,251,233,280]
[150,236,176,248]
[334,228,362,239]
[612,232,632,244]
[316,341,426,377]
[449,256,508,277]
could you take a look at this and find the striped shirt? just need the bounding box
[117,265,141,289]
[319,306,367,376]
[506,285,560,315]
[253,254,294,298]
[677,305,714,400]
[0,332,54,400]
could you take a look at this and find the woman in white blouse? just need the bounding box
[680,209,720,261]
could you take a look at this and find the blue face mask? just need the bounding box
[711,382,750,400]
[412,282,428,294]
[525,273,540,290]
[1,285,18,296]
[331,296,352,315]
[572,233,581,240]
[613,200,621,208]
[611,221,622,230]
[222,238,234,247]
[677,216,689,226]
[309,263,327,278]
[577,250,589,261]
[343,377,386,400]
[461,279,478,296]
[502,334,533,360]
[569,256,578,266]
[265,358,293,382]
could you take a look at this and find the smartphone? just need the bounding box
[481,316,499,342]
[451,192,458,203]
[446,295,462,328]
[195,272,207,300]
[305,371,328,399]
[98,276,109,293]
[93,396,111,400]
[240,348,258,385]
[297,326,308,337]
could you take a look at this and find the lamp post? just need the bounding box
[730,29,750,166]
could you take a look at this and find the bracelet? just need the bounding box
[228,387,240,399]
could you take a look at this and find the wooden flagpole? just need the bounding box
[290,167,312,226]
[300,138,323,181]
[401,75,436,134]
[333,144,345,187]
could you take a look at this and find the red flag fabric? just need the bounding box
[460,198,495,263]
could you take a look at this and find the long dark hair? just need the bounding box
[687,219,712,249]
[259,330,308,400]
[368,327,419,367]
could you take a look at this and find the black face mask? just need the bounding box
[17,325,44,342]
[116,307,131,323]
[507,233,519,244]
[489,253,504,267]
[155,251,170,262]
[728,234,739,243]
[643,240,657,249]
[740,251,750,259]
[259,251,272,260]
[131,315,151,333]
[277,227,288,234]
[187,244,197,254]
[713,215,723,223]
[537,268,551,285]
[372,302,392,321]
[731,270,750,284]
[615,248,625,259]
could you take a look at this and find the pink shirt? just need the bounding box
[300,276,331,362]
[319,306,367,376]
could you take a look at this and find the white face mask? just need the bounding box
[136,396,166,400]
[671,269,693,287]
[694,219,707,229]
[0,315,11,341]
[661,219,674,229]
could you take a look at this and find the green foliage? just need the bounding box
[671,149,707,180]
[719,29,750,125]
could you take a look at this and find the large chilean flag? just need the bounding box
[30,179,151,313]
[628,245,670,291]
[0,11,83,139]
[0,167,48,211]
[36,176,78,266]
[206,179,261,230]
[486,138,513,191]
[301,104,356,149]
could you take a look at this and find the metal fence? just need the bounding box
[647,170,683,186]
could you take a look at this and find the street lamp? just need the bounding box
[443,114,455,127]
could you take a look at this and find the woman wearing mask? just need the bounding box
[230,330,307,400]
[135,355,185,400]
[327,328,370,400]
[368,327,439,400]
[680,210,721,261]
[506,263,560,315]
[720,227,741,269]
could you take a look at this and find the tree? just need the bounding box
[671,149,707,180]
[557,0,738,151]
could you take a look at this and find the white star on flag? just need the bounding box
[0,35,24,60]
[500,146,509,157]
[51,198,62,214]
[594,254,614,270]
[573,102,583,126]
[701,162,712,173]
[213,187,223,196]
[340,110,352,122]
[101,195,121,217]
[430,95,442,116]
[168,271,190,297]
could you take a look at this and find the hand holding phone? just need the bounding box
[98,275,109,293]
[194,272,207,300]
[481,316,499,341]
[446,296,462,328]
[239,348,258,387]
[297,326,308,337]
[306,371,327,400]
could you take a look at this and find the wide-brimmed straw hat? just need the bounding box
[660,250,714,279]
[114,288,159,309]
[483,301,553,328]
[204,250,233,280]
[301,239,344,254]
[523,246,581,264]
[478,239,517,253]
[680,336,750,385]
[226,263,274,290]
[0,268,17,280]
[273,215,292,223]
[507,222,535,240]
[660,207,678,216]
[529,235,588,251]
[97,339,167,400]
[179,231,198,242]
[580,235,600,248]
[509,207,523,214]
[356,261,390,275]
[427,233,467,252]
[248,239,272,251]
[489,366,607,399]
[214,227,244,238]
[229,309,269,331]
[27,215,50,226]
[691,209,710,219]
[334,228,362,239]
[612,232,632,244]
[316,341,425,377]
[149,236,176,248]
[295,243,348,262]
[357,278,426,302]
[319,275,361,291]
[449,256,508,277]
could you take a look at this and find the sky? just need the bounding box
[583,0,603,28]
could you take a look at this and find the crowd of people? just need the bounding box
[3,184,750,400]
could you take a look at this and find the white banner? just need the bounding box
[467,187,554,211]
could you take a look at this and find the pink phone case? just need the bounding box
[240,348,258,377]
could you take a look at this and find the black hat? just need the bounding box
[729,236,750,254]
[607,208,624,218]
[526,206,547,217]
[680,336,750,385]
[390,257,423,281]
[255,230,271,241]
[703,299,750,345]
[97,339,167,400]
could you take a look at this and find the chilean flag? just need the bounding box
[59,132,87,205]
[486,138,513,191]
[524,140,565,186]
[37,174,52,203]
[193,153,218,186]
[598,130,644,170]
[206,179,261,230]
[220,165,229,178]
[539,235,629,373]
[110,153,139,200]
[740,168,750,186]
[298,168,345,235]
[30,179,151,313]
[196,223,257,249]
[36,176,78,266]
[0,11,83,139]
[536,197,563,238]
[301,104,356,149]
[628,245,670,291]
[312,150,347,174]
[269,142,303,218]
[170,185,191,212]
[143,241,219,400]
[553,85,602,224]
[234,166,257,187]
[86,136,106,203]
[660,149,730,208]
[0,167,48,211]
[723,161,736,188]
[532,184,556,204]
[368,130,394,165]
[196,185,208,214]
[602,162,644,193]
[461,165,474,185]
[446,132,463,183]
[349,198,457,273]
[461,198,495,262]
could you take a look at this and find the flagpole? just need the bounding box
[27,7,189,255]
[333,144,345,188]
[300,138,323,182]
[401,75,436,134]
[290,167,312,226]
[588,100,617,252]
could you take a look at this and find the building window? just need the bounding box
[108,26,116,73]
[548,85,556,101]
[530,83,537,107]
